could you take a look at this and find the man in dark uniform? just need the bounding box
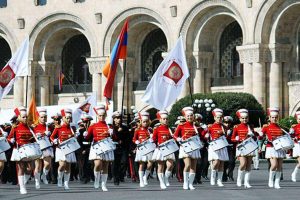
[111,111,130,185]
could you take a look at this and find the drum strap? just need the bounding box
[28,127,39,142]
[168,128,174,137]
[193,125,199,135]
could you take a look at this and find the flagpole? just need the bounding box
[188,77,193,105]
[121,59,127,122]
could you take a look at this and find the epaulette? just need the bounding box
[55,125,62,128]
[233,125,238,128]
[208,124,212,128]
[263,124,268,128]
[30,124,37,128]
[291,124,297,128]
[12,124,17,128]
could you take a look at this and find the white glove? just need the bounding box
[176,137,182,142]
[201,124,208,131]
[205,133,210,138]
[135,140,140,145]
[235,136,239,141]
[83,131,88,137]
[10,138,15,144]
[247,131,254,136]
[227,130,232,136]
[108,129,114,136]
[258,131,263,137]
[36,133,42,138]
[45,131,51,137]
[75,131,80,138]
[149,138,153,143]
[2,131,8,138]
[290,128,295,134]
[53,138,58,145]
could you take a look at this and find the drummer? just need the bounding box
[32,108,54,188]
[173,107,202,190]
[7,106,38,194]
[133,111,154,188]
[261,107,285,189]
[290,111,300,182]
[152,111,175,189]
[231,109,258,188]
[50,108,77,190]
[0,124,8,176]
[205,108,229,187]
[84,105,114,191]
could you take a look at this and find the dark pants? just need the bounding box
[112,150,128,184]
[49,148,58,183]
[196,148,209,181]
[1,150,17,184]
[223,146,236,181]
[77,148,92,183]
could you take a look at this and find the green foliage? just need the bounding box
[169,92,266,127]
[278,116,297,131]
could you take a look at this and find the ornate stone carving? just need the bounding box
[86,57,107,74]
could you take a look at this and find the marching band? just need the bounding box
[0,105,299,194]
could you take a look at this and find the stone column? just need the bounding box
[13,77,24,106]
[252,62,266,106]
[192,51,204,94]
[269,62,282,109]
[243,63,253,94]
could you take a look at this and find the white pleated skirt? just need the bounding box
[152,148,176,161]
[11,149,22,161]
[135,148,154,162]
[55,147,77,163]
[236,147,255,157]
[0,152,6,161]
[208,146,229,161]
[293,143,300,157]
[41,147,54,158]
[178,146,201,159]
[265,147,286,159]
[88,146,114,161]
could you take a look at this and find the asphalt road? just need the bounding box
[0,162,300,200]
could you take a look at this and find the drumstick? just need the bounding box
[258,118,262,128]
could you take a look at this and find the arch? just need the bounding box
[29,12,97,59]
[179,0,247,49]
[0,23,17,53]
[103,7,171,56]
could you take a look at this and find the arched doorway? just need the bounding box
[0,37,12,94]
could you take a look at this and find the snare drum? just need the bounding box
[159,139,179,157]
[0,137,11,153]
[18,143,42,161]
[209,135,229,151]
[37,136,52,150]
[236,137,258,156]
[272,134,294,151]
[92,137,116,155]
[59,137,80,155]
[137,139,156,156]
[181,135,203,153]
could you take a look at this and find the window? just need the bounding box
[0,37,11,70]
[34,0,47,6]
[0,0,7,8]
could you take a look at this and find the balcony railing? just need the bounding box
[54,84,92,94]
[211,76,243,87]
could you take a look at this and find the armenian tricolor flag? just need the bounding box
[103,19,128,100]
[58,70,65,91]
[27,95,39,126]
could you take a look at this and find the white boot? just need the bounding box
[18,176,27,195]
[268,171,276,188]
[143,170,150,186]
[210,170,216,186]
[24,174,31,185]
[237,169,244,187]
[34,172,41,189]
[94,171,100,189]
[41,168,49,184]
[164,170,171,187]
[57,171,64,187]
[101,174,108,192]
[291,167,298,182]
[138,171,145,187]
[64,173,70,190]
[183,172,189,190]
[274,172,281,189]
[244,171,252,188]
[217,171,224,187]
[158,173,166,190]
[188,173,196,190]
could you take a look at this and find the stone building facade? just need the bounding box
[0,0,300,116]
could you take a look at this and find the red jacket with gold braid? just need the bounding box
[173,122,202,141]
[152,124,172,145]
[231,123,257,143]
[7,122,35,147]
[50,124,76,144]
[86,121,111,143]
[133,127,151,143]
[32,123,52,137]
[262,123,283,147]
[290,123,300,143]
[207,123,226,140]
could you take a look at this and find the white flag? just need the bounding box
[142,36,190,110]
[72,92,97,124]
[0,37,29,100]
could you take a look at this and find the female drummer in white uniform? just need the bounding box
[133,112,154,188]
[205,108,229,187]
[32,108,54,188]
[85,105,114,191]
[50,108,77,190]
[173,107,202,190]
[152,111,175,189]
[0,125,8,177]
[231,109,258,188]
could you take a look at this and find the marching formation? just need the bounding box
[0,105,300,195]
